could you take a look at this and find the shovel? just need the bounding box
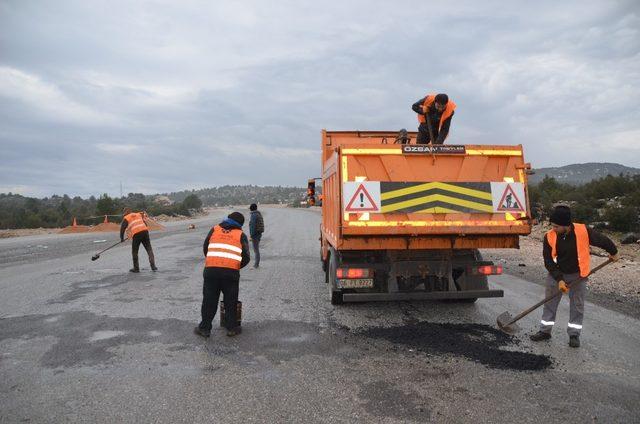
[496,258,613,334]
[91,239,127,261]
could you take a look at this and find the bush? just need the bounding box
[604,206,639,232]
[182,194,202,210]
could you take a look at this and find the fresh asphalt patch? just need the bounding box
[358,321,553,371]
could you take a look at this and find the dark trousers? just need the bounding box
[417,125,443,144]
[252,234,261,267]
[199,270,239,331]
[131,230,155,269]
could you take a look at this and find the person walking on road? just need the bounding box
[411,93,456,144]
[194,212,250,338]
[249,203,264,268]
[120,207,157,273]
[529,205,619,348]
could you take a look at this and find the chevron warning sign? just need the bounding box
[379,181,493,213]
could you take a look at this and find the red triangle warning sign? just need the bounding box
[497,184,524,212]
[345,183,379,212]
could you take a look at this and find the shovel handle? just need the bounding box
[96,238,127,255]
[505,258,614,327]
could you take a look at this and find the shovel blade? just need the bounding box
[497,311,520,334]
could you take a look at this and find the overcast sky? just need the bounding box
[1,1,639,198]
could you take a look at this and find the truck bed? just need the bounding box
[321,130,532,251]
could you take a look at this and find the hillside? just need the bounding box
[530,163,640,185]
[165,185,308,207]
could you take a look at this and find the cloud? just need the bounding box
[0,0,638,197]
[96,143,140,154]
[0,66,119,126]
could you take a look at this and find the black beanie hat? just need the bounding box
[434,93,449,105]
[550,205,571,226]
[228,212,245,226]
[249,203,257,211]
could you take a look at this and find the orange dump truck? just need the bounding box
[320,130,532,304]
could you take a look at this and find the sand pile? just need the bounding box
[152,214,172,222]
[59,225,90,234]
[146,219,165,231]
[89,222,121,232]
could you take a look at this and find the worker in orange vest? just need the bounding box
[411,93,456,144]
[120,207,157,273]
[529,205,618,348]
[194,212,250,338]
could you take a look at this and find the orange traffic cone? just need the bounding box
[72,217,77,227]
[103,215,108,224]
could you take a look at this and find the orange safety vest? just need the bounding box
[546,223,591,277]
[417,94,457,132]
[205,225,243,270]
[124,212,149,238]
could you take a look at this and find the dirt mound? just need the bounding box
[152,214,172,222]
[146,220,165,231]
[360,321,553,371]
[59,225,91,234]
[89,223,121,232]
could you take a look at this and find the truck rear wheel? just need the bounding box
[327,247,343,304]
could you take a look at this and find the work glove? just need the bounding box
[558,280,569,294]
[421,105,430,114]
[609,253,619,262]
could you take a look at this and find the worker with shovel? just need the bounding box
[529,205,618,348]
[194,212,250,338]
[120,207,157,273]
[411,93,456,144]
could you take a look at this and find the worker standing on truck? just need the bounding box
[120,207,157,273]
[411,93,456,144]
[249,203,264,269]
[194,212,250,338]
[529,205,618,348]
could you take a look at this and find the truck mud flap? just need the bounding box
[342,289,503,302]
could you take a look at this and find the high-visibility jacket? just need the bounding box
[417,94,457,131]
[124,212,149,238]
[546,223,591,277]
[205,225,243,269]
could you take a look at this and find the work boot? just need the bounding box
[130,258,139,273]
[529,331,551,342]
[150,263,158,271]
[569,335,580,348]
[193,326,210,338]
[226,327,242,337]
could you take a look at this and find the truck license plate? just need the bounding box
[338,278,374,289]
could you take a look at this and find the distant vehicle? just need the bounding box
[319,130,532,304]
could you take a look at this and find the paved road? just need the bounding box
[1,207,638,423]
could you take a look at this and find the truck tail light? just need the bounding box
[475,265,503,275]
[336,268,373,279]
[468,265,503,276]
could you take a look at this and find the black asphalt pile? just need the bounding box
[360,322,553,371]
